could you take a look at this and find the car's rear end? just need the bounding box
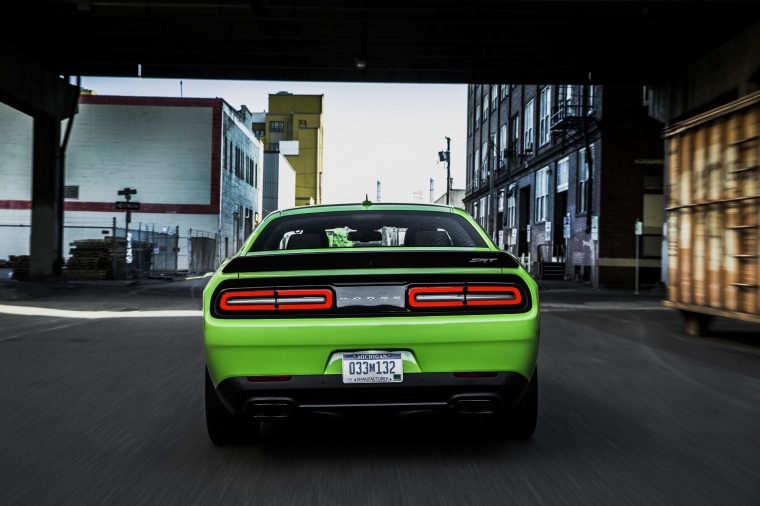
[203,203,539,444]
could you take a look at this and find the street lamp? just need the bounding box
[438,136,451,205]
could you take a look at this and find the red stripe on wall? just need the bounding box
[0,200,31,210]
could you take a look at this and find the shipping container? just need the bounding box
[663,91,760,336]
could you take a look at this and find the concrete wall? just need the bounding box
[0,102,33,260]
[648,20,760,124]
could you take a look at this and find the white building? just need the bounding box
[0,94,295,275]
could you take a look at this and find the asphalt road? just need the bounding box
[0,277,758,506]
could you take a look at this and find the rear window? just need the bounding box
[249,210,489,251]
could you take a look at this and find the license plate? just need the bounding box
[342,352,403,383]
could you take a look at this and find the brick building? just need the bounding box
[465,84,665,288]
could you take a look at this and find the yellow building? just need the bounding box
[254,92,324,206]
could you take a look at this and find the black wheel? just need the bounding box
[680,310,712,337]
[205,368,260,445]
[485,366,538,440]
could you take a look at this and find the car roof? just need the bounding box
[267,201,460,219]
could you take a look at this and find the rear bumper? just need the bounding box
[214,371,531,420]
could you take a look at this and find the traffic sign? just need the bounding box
[118,188,137,201]
[115,201,140,210]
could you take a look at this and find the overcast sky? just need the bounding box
[79,77,468,205]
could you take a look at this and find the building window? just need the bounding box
[539,86,552,146]
[577,146,592,213]
[506,187,517,228]
[500,124,508,167]
[482,95,489,123]
[523,100,534,153]
[557,156,569,192]
[474,149,480,186]
[564,85,574,108]
[511,115,519,155]
[491,133,498,172]
[491,85,498,110]
[475,104,481,126]
[270,142,280,152]
[535,167,549,222]
[270,121,285,132]
[481,142,489,180]
[479,197,487,228]
[498,189,505,212]
[500,84,508,100]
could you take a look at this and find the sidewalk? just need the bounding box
[0,269,210,311]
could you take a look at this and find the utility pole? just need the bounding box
[439,137,451,205]
[445,136,451,205]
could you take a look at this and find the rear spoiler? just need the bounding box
[222,250,520,274]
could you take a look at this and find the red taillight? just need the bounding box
[220,290,276,311]
[276,289,333,311]
[407,285,523,308]
[408,286,465,308]
[465,285,522,306]
[219,288,333,312]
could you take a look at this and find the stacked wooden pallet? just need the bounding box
[9,255,29,280]
[64,239,115,280]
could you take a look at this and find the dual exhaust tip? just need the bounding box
[245,394,502,419]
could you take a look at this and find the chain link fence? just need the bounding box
[2,217,218,280]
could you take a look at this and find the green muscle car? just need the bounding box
[203,201,539,444]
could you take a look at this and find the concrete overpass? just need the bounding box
[1,0,759,278]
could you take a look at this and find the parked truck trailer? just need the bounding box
[663,91,760,336]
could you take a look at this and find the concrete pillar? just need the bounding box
[29,116,63,279]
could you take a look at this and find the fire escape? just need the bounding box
[535,85,592,280]
[550,85,586,147]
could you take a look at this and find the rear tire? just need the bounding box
[205,368,260,445]
[485,366,538,440]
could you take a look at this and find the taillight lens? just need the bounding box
[408,286,464,308]
[465,285,522,306]
[219,290,276,311]
[219,288,333,312]
[407,284,523,308]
